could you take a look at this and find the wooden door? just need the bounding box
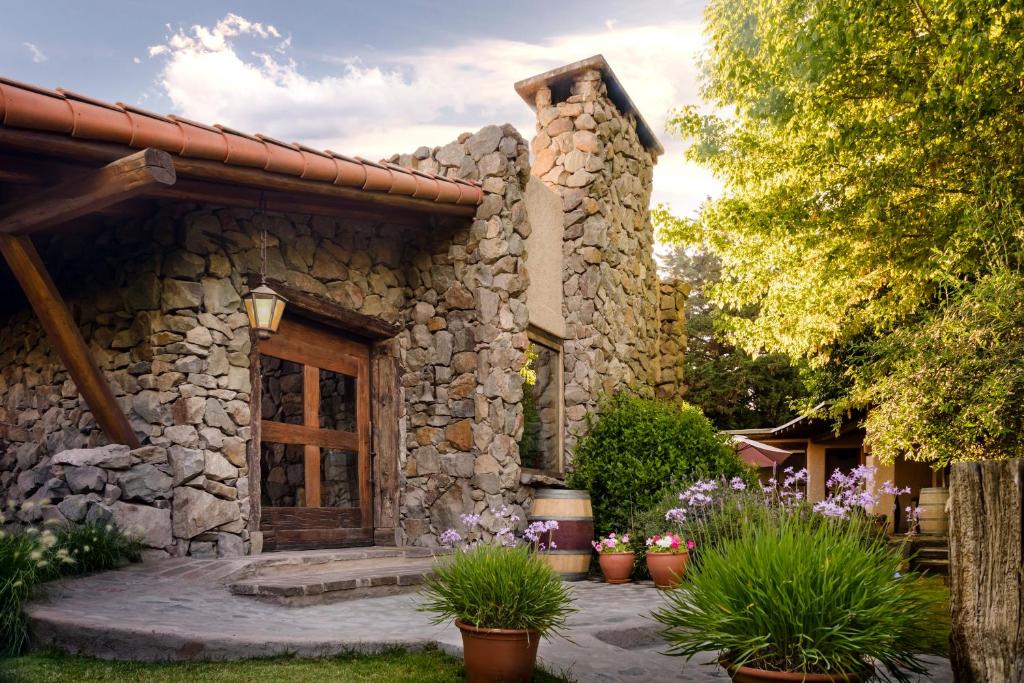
[257,316,372,550]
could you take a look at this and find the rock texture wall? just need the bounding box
[389,123,534,544]
[527,67,677,453]
[656,280,689,400]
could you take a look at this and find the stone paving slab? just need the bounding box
[25,557,953,682]
[228,556,436,604]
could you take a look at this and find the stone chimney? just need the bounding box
[515,56,683,451]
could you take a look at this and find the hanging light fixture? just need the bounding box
[242,204,286,339]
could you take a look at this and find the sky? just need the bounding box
[0,0,719,219]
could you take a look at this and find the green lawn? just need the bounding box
[0,648,571,682]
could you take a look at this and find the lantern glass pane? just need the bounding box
[244,298,256,328]
[253,296,275,329]
[270,297,286,332]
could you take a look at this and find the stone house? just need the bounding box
[0,56,687,557]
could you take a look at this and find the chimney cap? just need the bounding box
[514,54,664,156]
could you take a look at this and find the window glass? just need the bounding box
[260,355,304,425]
[519,339,562,471]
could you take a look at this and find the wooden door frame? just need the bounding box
[247,279,402,549]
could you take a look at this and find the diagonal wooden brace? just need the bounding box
[0,150,176,446]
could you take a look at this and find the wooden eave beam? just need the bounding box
[247,275,402,340]
[154,178,434,226]
[0,128,477,219]
[0,148,175,235]
[0,234,140,447]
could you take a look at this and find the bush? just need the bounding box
[566,392,752,536]
[653,510,949,681]
[419,544,574,637]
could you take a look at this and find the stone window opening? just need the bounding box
[518,328,564,475]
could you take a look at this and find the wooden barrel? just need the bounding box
[918,487,949,536]
[527,489,593,581]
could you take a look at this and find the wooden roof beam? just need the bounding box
[0,234,140,447]
[0,148,175,235]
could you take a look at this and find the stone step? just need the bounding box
[916,546,949,559]
[228,555,439,605]
[914,558,950,575]
[911,534,949,548]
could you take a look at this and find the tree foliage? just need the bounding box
[658,0,1024,465]
[662,246,808,429]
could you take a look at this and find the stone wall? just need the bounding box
[389,123,535,543]
[656,280,689,400]
[527,68,667,454]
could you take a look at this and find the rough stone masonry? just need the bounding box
[0,57,687,556]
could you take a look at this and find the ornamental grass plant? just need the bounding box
[1,502,142,657]
[419,544,574,637]
[653,508,949,682]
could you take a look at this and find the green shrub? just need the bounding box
[418,545,575,637]
[653,511,949,682]
[566,392,752,536]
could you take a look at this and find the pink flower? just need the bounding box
[687,539,695,550]
[593,542,604,552]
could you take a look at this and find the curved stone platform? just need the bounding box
[25,555,954,682]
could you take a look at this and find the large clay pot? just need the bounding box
[598,552,635,584]
[918,487,949,536]
[722,660,862,683]
[527,489,593,580]
[457,621,540,683]
[646,551,688,588]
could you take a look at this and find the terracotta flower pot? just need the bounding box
[456,620,540,683]
[598,552,635,583]
[721,659,862,683]
[646,551,688,588]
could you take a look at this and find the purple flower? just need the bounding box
[459,513,481,527]
[730,477,747,491]
[439,528,462,547]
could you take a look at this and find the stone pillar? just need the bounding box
[526,65,662,456]
[656,280,689,400]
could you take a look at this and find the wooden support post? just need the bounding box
[0,148,175,235]
[371,339,401,545]
[0,234,140,447]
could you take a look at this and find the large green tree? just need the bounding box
[662,246,807,430]
[658,0,1024,466]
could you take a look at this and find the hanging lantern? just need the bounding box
[243,282,286,339]
[242,210,286,339]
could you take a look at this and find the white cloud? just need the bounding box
[23,42,47,64]
[146,14,719,216]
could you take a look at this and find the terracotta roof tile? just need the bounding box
[0,76,482,207]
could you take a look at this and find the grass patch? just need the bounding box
[0,647,571,682]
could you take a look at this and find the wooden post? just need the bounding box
[948,459,1024,682]
[0,234,140,447]
[371,339,401,545]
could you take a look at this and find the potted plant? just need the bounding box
[653,508,949,682]
[592,532,634,583]
[422,509,575,682]
[644,532,689,588]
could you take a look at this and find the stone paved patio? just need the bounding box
[25,557,952,682]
